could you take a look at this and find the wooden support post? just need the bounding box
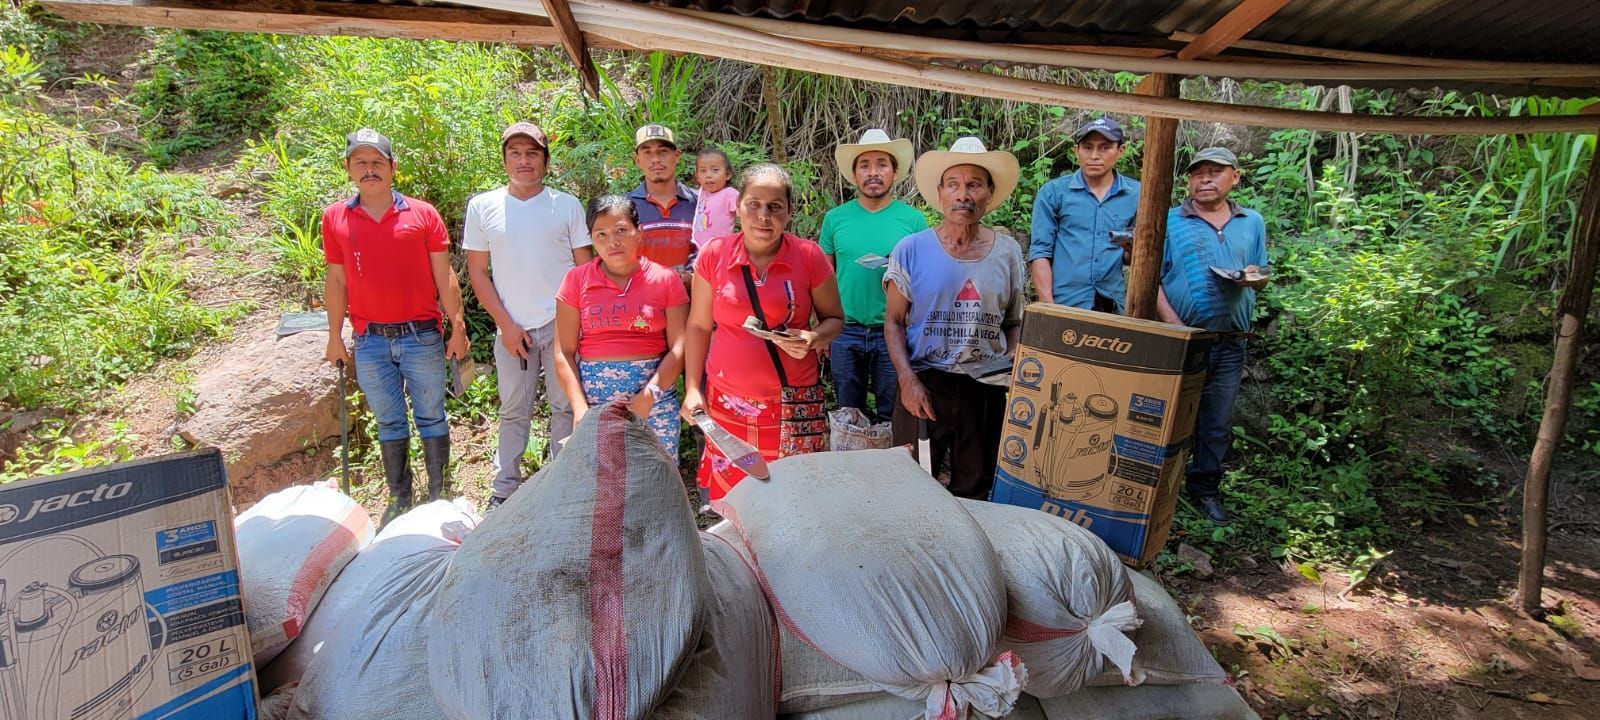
[544,0,600,98]
[1125,73,1180,320]
[1519,143,1600,614]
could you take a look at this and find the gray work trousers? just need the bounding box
[491,320,573,499]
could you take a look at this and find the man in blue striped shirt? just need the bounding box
[1158,147,1270,525]
[1029,117,1141,313]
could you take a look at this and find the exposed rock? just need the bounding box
[1178,543,1215,579]
[0,408,63,463]
[178,327,340,485]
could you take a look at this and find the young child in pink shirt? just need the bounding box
[691,147,739,249]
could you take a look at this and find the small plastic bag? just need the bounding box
[828,407,893,451]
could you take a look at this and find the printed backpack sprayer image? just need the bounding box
[0,535,167,720]
[0,449,257,720]
[1032,364,1120,500]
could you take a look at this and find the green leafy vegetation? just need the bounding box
[132,30,293,166]
[0,45,243,411]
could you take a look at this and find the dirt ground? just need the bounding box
[1172,483,1600,720]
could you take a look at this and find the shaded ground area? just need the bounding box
[1169,485,1600,719]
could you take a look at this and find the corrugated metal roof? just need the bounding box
[647,0,1600,66]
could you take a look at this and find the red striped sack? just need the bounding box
[427,402,708,719]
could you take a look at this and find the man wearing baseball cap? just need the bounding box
[629,123,698,275]
[820,129,929,425]
[1157,146,1270,525]
[323,128,470,525]
[464,121,594,510]
[1029,116,1141,313]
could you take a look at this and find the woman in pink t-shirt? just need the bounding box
[683,164,845,500]
[554,195,690,453]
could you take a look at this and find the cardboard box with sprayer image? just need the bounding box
[991,304,1211,566]
[0,449,256,719]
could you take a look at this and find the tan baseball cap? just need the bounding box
[634,123,677,150]
[501,121,549,150]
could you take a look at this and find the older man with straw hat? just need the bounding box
[820,129,930,425]
[883,136,1026,498]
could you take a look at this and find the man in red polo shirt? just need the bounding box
[323,128,470,525]
[629,124,697,278]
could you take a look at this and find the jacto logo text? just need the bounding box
[1060,329,1133,354]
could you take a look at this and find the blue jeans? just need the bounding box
[1187,338,1247,498]
[353,326,450,443]
[829,323,898,424]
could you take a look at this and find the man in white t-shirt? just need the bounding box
[465,121,595,509]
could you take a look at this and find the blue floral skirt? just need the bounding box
[580,357,681,456]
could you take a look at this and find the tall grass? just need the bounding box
[1464,95,1597,279]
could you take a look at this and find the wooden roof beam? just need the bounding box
[1135,0,1289,93]
[664,6,1600,82]
[544,0,601,98]
[1177,0,1292,61]
[37,0,631,48]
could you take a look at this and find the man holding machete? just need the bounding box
[465,121,594,511]
[323,128,469,525]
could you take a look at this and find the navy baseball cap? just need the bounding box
[1072,117,1125,143]
[344,128,393,160]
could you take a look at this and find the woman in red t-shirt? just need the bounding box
[682,164,845,500]
[554,196,690,454]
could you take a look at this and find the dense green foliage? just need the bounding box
[0,45,242,410]
[133,31,293,166]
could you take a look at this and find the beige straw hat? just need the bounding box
[833,128,915,185]
[913,136,1020,215]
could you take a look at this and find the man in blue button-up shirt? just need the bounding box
[1029,117,1141,313]
[1157,146,1270,526]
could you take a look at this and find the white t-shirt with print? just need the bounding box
[462,186,593,330]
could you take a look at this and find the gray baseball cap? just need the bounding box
[344,128,393,160]
[1185,146,1239,172]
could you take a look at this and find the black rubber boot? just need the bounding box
[379,439,414,527]
[421,434,450,502]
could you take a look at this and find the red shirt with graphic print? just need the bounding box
[556,257,689,359]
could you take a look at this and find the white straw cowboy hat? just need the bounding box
[914,136,1020,215]
[834,129,915,184]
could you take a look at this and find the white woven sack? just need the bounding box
[235,481,374,667]
[705,520,877,714]
[428,402,708,719]
[1088,571,1229,687]
[1035,684,1259,720]
[651,532,777,719]
[960,499,1140,697]
[717,448,1024,719]
[828,407,893,450]
[286,545,454,720]
[258,498,480,693]
[781,693,1048,720]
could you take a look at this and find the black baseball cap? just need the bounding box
[344,128,393,160]
[1072,117,1125,143]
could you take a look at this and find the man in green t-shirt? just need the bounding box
[820,129,930,424]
